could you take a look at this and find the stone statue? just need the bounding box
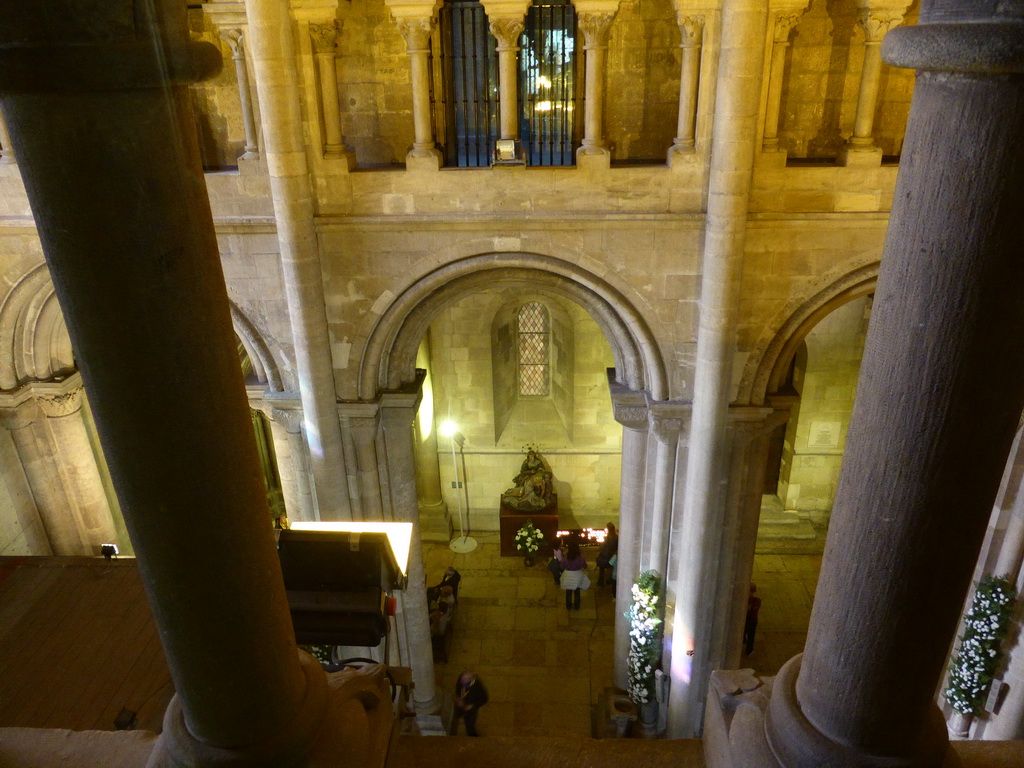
[502,449,555,510]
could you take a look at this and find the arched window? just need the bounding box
[518,301,549,395]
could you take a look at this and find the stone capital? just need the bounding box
[309,20,341,54]
[608,375,649,429]
[395,17,435,52]
[648,403,690,446]
[677,15,705,46]
[578,12,616,48]
[291,0,343,24]
[856,3,908,43]
[772,11,803,43]
[270,408,305,434]
[489,17,526,50]
[36,386,84,418]
[221,28,245,58]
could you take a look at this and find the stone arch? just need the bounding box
[0,264,283,394]
[0,263,74,391]
[230,302,283,391]
[739,261,880,406]
[359,252,668,401]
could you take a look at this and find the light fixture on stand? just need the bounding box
[440,419,476,553]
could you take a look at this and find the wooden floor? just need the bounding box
[0,557,172,733]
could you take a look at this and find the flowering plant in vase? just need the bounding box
[626,569,663,705]
[945,574,1017,717]
[514,519,543,557]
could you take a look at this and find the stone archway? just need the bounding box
[358,252,668,402]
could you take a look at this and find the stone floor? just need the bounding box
[422,533,821,739]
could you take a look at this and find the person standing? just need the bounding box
[560,539,588,610]
[743,583,762,655]
[452,671,488,736]
[596,522,618,587]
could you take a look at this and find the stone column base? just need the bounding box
[576,147,611,170]
[704,658,959,768]
[147,653,394,768]
[838,144,883,167]
[406,149,442,171]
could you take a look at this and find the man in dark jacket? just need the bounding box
[452,670,488,736]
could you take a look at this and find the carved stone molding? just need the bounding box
[579,12,615,48]
[271,408,305,434]
[222,28,245,58]
[36,386,84,418]
[649,403,690,446]
[678,14,705,47]
[310,20,341,54]
[614,405,649,430]
[772,11,803,43]
[396,18,433,52]
[859,8,905,42]
[489,18,525,50]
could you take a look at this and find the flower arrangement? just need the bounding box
[514,519,543,556]
[626,569,663,705]
[945,574,1017,716]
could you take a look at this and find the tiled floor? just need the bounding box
[422,534,821,738]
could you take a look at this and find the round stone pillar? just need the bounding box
[765,6,1024,766]
[0,0,328,760]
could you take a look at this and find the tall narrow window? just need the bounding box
[518,302,549,395]
[519,0,578,166]
[436,0,499,167]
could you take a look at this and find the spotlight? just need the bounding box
[101,543,119,560]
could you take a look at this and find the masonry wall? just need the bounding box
[0,429,49,556]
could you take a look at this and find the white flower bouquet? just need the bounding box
[514,519,543,556]
[626,569,662,705]
[945,574,1016,716]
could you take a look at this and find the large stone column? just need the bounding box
[387,1,444,171]
[245,0,353,521]
[0,400,71,554]
[761,1,809,154]
[35,377,117,553]
[381,388,439,713]
[668,13,705,161]
[310,20,357,167]
[666,0,768,739]
[0,106,12,163]
[0,0,353,761]
[345,407,386,520]
[0,377,118,556]
[575,5,618,166]
[610,380,650,688]
[838,0,910,166]
[645,405,684,576]
[224,30,261,161]
[269,406,317,522]
[759,6,1024,767]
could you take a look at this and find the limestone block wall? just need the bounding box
[780,295,868,515]
[605,0,683,162]
[339,0,414,166]
[778,0,918,159]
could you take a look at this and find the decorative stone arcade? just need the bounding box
[706,2,1024,766]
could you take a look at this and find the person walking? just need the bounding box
[452,671,488,736]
